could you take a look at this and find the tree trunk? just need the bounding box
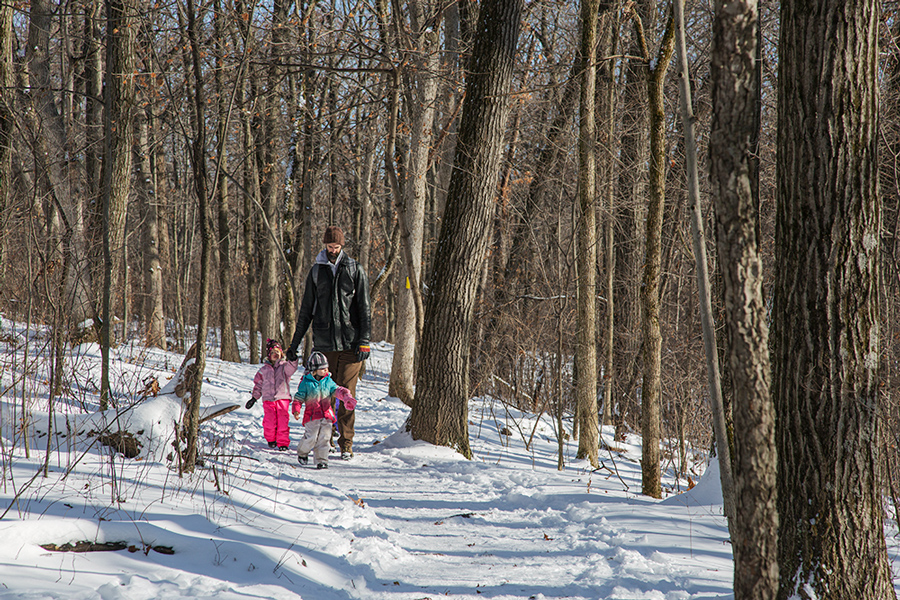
[613,0,651,428]
[257,0,289,344]
[257,102,281,345]
[136,107,165,349]
[99,0,136,408]
[152,110,172,340]
[709,1,777,598]
[409,0,523,457]
[356,122,376,275]
[28,0,95,332]
[82,0,101,200]
[636,5,674,500]
[430,0,463,237]
[389,17,438,404]
[214,0,240,362]
[597,4,618,429]
[242,94,261,363]
[82,0,103,312]
[774,1,894,598]
[133,17,168,346]
[0,0,11,285]
[575,0,600,467]
[675,0,737,537]
[673,0,735,538]
[182,0,213,473]
[282,46,314,346]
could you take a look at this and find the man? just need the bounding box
[286,226,371,459]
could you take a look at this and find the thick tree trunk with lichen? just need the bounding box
[709,1,777,599]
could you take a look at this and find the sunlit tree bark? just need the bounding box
[574,0,600,467]
[634,4,675,500]
[774,1,894,597]
[99,0,136,408]
[709,1,777,598]
[409,0,523,457]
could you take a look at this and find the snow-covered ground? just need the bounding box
[0,322,898,599]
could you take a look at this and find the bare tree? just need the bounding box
[575,0,601,467]
[82,0,102,226]
[633,2,675,499]
[135,106,166,349]
[598,3,619,430]
[0,0,11,285]
[386,0,439,406]
[27,0,95,336]
[234,0,261,363]
[673,0,736,531]
[213,0,240,362]
[613,0,651,428]
[409,0,523,456]
[774,0,894,597]
[708,1,777,598]
[256,0,291,344]
[99,0,136,408]
[182,0,213,472]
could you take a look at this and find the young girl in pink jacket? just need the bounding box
[246,339,298,450]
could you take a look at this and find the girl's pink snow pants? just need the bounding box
[263,399,292,447]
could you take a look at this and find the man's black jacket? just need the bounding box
[289,253,371,354]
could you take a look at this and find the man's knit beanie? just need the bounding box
[323,226,345,246]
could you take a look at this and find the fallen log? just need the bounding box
[200,403,241,424]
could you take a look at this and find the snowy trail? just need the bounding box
[1,337,898,599]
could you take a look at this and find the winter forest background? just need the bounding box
[3,0,900,597]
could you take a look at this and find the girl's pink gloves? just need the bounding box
[335,386,357,411]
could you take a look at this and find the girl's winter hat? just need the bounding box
[306,351,328,372]
[266,338,283,354]
[323,226,345,246]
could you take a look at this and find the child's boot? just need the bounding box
[298,454,308,465]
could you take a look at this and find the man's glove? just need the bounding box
[285,347,298,362]
[356,344,370,362]
[245,397,257,409]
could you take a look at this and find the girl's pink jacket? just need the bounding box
[251,358,299,401]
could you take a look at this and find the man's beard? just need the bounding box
[327,249,340,262]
